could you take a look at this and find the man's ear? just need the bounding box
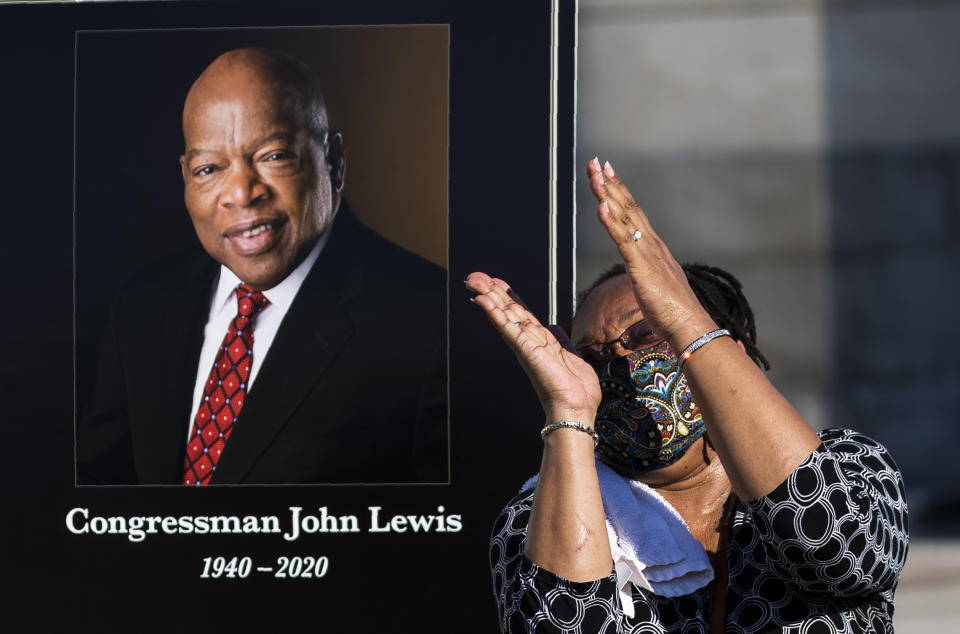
[326,132,345,193]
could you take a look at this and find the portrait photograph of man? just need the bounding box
[75,27,449,486]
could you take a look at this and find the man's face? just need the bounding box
[180,72,340,290]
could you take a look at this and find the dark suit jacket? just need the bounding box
[78,205,447,484]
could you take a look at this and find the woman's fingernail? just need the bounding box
[591,156,600,169]
[599,201,609,215]
[603,161,615,178]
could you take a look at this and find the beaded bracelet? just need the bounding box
[677,328,731,371]
[540,421,599,446]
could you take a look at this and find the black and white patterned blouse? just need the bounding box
[490,429,908,633]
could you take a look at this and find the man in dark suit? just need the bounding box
[78,48,446,485]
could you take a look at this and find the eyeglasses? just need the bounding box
[575,320,660,363]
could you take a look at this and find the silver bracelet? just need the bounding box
[677,328,731,371]
[540,421,599,446]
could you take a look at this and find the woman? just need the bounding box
[467,158,908,633]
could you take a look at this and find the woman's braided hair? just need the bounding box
[575,262,770,370]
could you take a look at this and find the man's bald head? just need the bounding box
[183,48,328,144]
[179,48,345,290]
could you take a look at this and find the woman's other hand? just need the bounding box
[467,271,611,581]
[465,272,601,423]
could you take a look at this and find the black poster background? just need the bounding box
[2,1,576,630]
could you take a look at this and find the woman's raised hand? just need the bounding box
[587,157,716,350]
[588,158,822,499]
[465,272,601,423]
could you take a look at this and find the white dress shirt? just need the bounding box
[186,234,328,438]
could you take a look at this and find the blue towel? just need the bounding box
[521,459,713,617]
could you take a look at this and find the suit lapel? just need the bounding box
[134,254,217,483]
[212,209,365,483]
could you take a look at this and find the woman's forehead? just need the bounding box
[572,275,641,343]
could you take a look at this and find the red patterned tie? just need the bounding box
[183,284,269,486]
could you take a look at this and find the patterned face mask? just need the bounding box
[593,341,705,471]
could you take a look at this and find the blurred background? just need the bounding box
[574,0,960,630]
